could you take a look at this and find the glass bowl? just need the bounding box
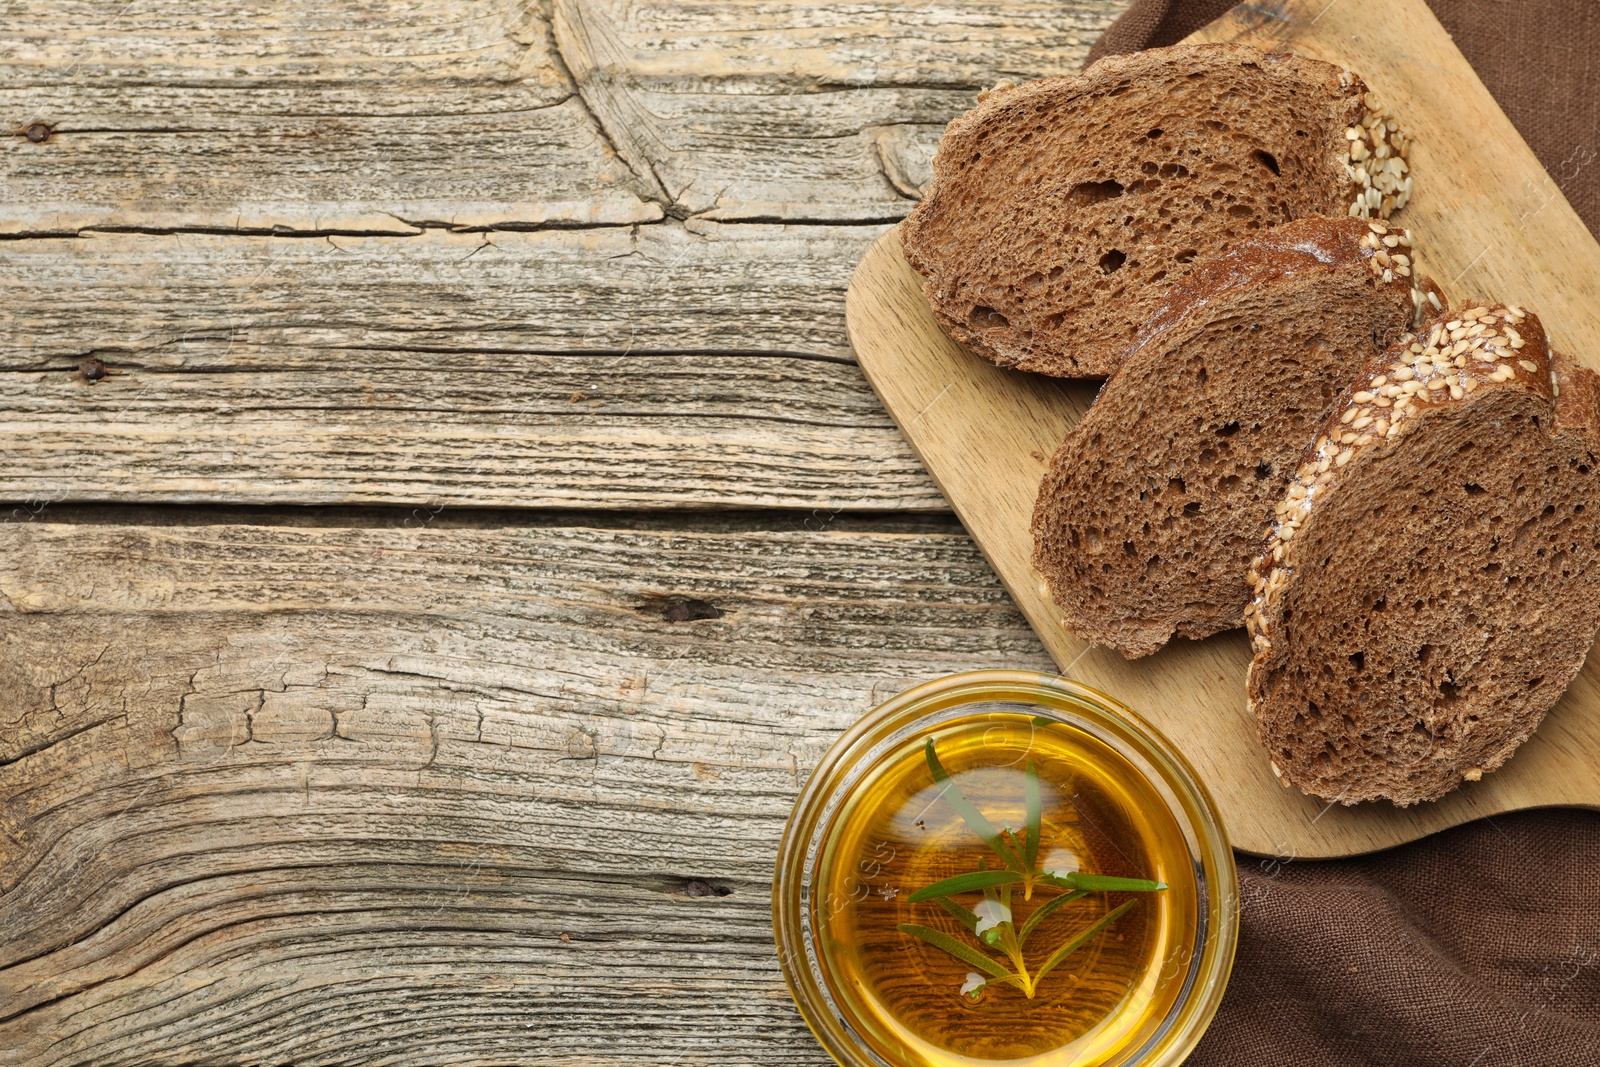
[773,670,1238,1067]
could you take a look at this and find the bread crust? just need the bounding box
[903,43,1410,377]
[1032,217,1428,658]
[1246,304,1600,804]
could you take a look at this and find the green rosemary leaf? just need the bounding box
[924,740,1023,870]
[1017,888,1088,946]
[978,857,998,906]
[1067,873,1168,893]
[1036,871,1167,894]
[932,895,980,932]
[908,870,1023,902]
[1023,760,1042,871]
[897,924,1013,979]
[1033,899,1137,985]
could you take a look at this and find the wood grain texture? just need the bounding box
[0,1,663,233]
[0,517,1052,1065]
[550,0,1116,221]
[0,1,1156,1064]
[0,4,1143,1063]
[2,0,1114,232]
[849,0,1600,857]
[0,0,1127,511]
[0,224,949,510]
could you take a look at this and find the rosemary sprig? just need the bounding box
[932,895,980,932]
[897,739,1168,1001]
[923,740,1022,870]
[1018,888,1088,943]
[898,925,1012,979]
[1033,899,1137,986]
[1042,871,1167,893]
[908,870,1022,901]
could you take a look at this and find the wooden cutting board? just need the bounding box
[847,0,1600,858]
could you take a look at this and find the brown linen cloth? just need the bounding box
[1088,4,1600,1063]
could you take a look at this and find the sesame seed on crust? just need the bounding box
[1353,221,1434,327]
[1245,302,1543,656]
[1343,92,1411,220]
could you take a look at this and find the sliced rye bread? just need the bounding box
[1031,217,1437,659]
[1245,304,1600,805]
[902,42,1412,378]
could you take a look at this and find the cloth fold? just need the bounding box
[1087,3,1600,1063]
[1212,811,1600,1065]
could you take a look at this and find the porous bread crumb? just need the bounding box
[1248,303,1538,655]
[1032,217,1427,657]
[1245,306,1600,805]
[902,43,1416,378]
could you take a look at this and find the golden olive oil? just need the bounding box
[814,713,1198,1066]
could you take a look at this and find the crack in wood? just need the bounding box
[0,0,1127,1058]
[542,0,677,216]
[0,715,126,770]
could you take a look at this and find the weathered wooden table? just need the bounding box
[0,2,1127,1062]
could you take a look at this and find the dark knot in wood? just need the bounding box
[637,594,725,623]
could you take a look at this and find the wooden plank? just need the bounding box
[0,222,954,510]
[0,1,663,233]
[552,0,1125,221]
[0,0,1126,233]
[0,89,664,233]
[0,0,569,84]
[847,0,1600,857]
[0,517,1052,1064]
[0,222,870,361]
[0,0,1128,511]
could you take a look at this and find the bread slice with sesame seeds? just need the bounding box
[1245,305,1600,805]
[901,42,1412,378]
[1032,217,1434,659]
